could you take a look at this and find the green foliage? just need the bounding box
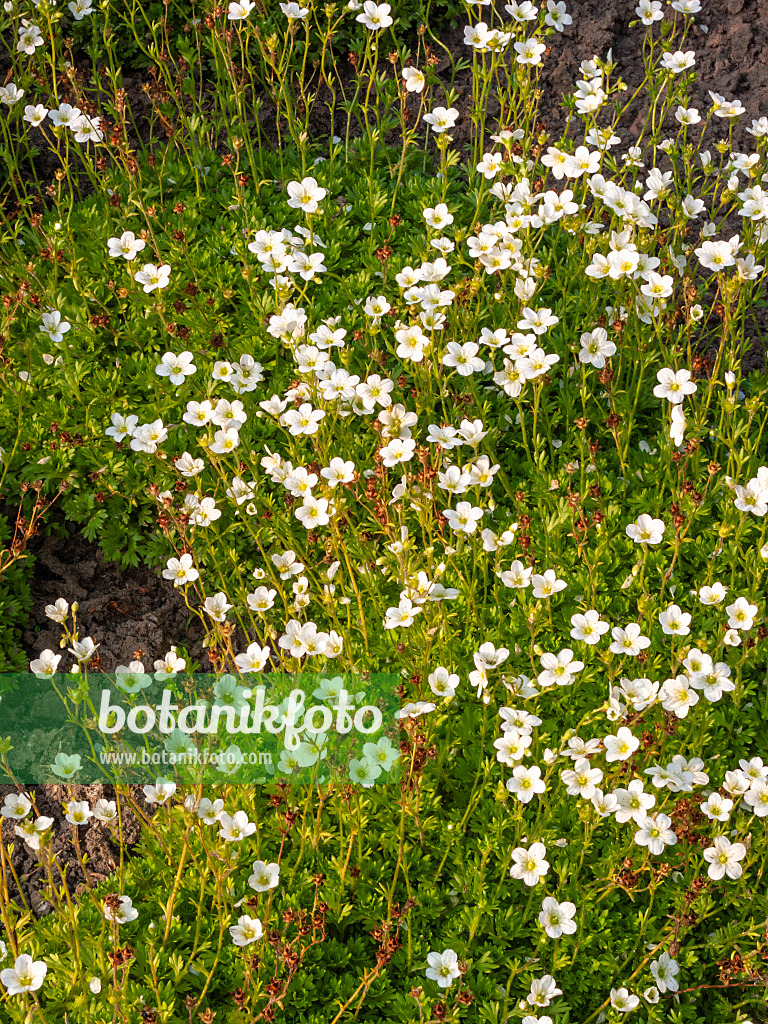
[0,0,767,1022]
[0,514,35,677]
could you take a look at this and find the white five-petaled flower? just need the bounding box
[286,176,326,213]
[162,553,199,587]
[134,263,171,292]
[610,988,640,1013]
[634,813,677,855]
[443,502,484,534]
[514,37,546,65]
[626,514,665,545]
[570,610,610,644]
[425,949,461,988]
[703,836,746,880]
[402,67,426,93]
[107,230,147,260]
[658,604,691,636]
[603,726,640,762]
[355,1,393,30]
[230,915,263,946]
[423,106,459,134]
[155,350,196,386]
[653,368,697,404]
[538,896,577,938]
[204,592,233,622]
[228,0,256,19]
[103,895,139,925]
[510,842,549,886]
[248,860,280,891]
[219,810,257,841]
[506,764,546,803]
[609,623,651,657]
[1,954,48,995]
[650,952,680,994]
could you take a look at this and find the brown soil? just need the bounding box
[0,782,145,916]
[22,530,206,672]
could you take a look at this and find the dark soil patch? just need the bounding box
[0,782,145,917]
[22,530,206,672]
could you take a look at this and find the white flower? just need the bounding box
[286,176,327,213]
[68,636,99,662]
[104,894,139,924]
[726,596,758,630]
[500,559,532,589]
[744,779,768,817]
[423,106,459,134]
[235,643,271,673]
[700,792,733,821]
[703,836,746,880]
[506,764,546,803]
[155,350,196,386]
[23,103,50,127]
[544,1,571,32]
[281,403,325,436]
[634,813,677,855]
[626,514,665,544]
[570,610,610,644]
[143,780,176,804]
[531,569,566,598]
[18,24,45,56]
[39,310,71,344]
[134,263,171,292]
[204,592,232,622]
[659,675,699,718]
[538,897,577,938]
[527,974,562,1007]
[442,341,485,376]
[609,623,650,657]
[230,915,263,946]
[510,842,549,886]
[538,648,584,687]
[604,726,640,762]
[443,502,483,534]
[650,953,680,994]
[578,327,616,368]
[694,239,736,271]
[610,988,640,1012]
[219,810,257,841]
[653,368,697,404]
[0,954,48,995]
[248,860,280,891]
[636,0,663,24]
[162,553,199,587]
[660,50,695,74]
[29,649,62,677]
[614,780,655,824]
[560,758,603,799]
[428,667,459,697]
[402,67,425,93]
[280,1,309,17]
[355,1,393,29]
[425,949,460,988]
[514,37,546,66]
[228,0,256,19]
[658,604,691,636]
[384,599,421,629]
[107,230,146,260]
[1,793,32,819]
[0,82,24,106]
